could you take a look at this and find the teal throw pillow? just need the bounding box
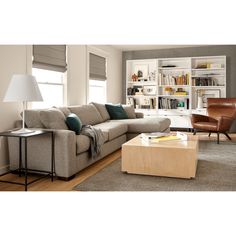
[105,104,128,120]
[66,113,82,135]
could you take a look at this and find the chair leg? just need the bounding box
[193,129,196,135]
[223,132,232,140]
[208,132,211,137]
[217,132,220,144]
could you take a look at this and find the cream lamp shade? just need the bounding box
[4,74,43,102]
[4,74,43,133]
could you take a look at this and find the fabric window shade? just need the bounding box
[89,53,107,80]
[33,45,67,72]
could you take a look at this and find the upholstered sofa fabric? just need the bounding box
[93,121,128,141]
[122,105,136,119]
[76,134,91,154]
[56,106,71,117]
[68,104,103,125]
[39,108,69,130]
[24,109,45,128]
[116,117,171,133]
[91,102,110,122]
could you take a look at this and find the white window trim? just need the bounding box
[86,46,109,104]
[31,68,67,109]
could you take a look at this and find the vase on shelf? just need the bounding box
[197,96,203,109]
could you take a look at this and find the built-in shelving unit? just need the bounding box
[126,56,226,128]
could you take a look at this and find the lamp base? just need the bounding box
[11,128,35,134]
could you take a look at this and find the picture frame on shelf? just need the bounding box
[143,85,156,95]
[201,89,221,108]
[134,64,149,79]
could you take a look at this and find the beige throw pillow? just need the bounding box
[39,108,68,130]
[122,105,136,119]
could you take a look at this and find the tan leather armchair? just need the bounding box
[191,98,236,144]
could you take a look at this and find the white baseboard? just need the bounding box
[0,165,9,175]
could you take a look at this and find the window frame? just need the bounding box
[86,46,108,104]
[31,67,67,109]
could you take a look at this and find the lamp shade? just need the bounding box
[4,74,43,102]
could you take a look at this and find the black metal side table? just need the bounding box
[0,130,55,191]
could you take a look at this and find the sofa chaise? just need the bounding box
[8,103,170,179]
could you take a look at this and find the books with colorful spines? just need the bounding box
[151,135,181,143]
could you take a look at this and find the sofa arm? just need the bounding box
[8,129,77,178]
[135,112,144,119]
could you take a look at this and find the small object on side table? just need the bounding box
[0,130,55,191]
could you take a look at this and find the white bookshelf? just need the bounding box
[126,56,226,128]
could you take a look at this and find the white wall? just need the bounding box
[0,45,31,174]
[67,45,122,105]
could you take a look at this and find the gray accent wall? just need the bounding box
[122,45,236,103]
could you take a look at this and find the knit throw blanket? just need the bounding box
[80,125,105,158]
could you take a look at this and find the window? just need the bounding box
[31,45,67,109]
[31,68,66,109]
[88,52,107,103]
[88,79,106,103]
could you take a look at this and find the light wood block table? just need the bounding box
[122,134,198,179]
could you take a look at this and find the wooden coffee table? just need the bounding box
[121,134,198,179]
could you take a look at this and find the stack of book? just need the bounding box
[141,132,187,143]
[192,77,217,86]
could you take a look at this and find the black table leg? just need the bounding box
[24,138,28,191]
[51,132,54,182]
[19,137,22,177]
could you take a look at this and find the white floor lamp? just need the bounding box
[3,74,43,134]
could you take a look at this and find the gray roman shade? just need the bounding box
[33,45,67,72]
[89,53,107,80]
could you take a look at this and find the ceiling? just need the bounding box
[112,45,205,51]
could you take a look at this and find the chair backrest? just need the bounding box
[207,98,236,119]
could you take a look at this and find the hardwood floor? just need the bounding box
[0,132,235,191]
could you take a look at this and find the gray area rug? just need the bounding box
[74,141,236,191]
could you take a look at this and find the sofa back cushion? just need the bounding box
[54,106,71,117]
[24,109,45,128]
[68,104,103,125]
[105,104,128,120]
[39,108,68,130]
[90,102,110,122]
[122,105,136,119]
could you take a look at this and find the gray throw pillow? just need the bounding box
[122,105,136,119]
[90,102,110,121]
[39,108,68,130]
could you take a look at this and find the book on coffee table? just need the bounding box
[141,132,169,141]
[151,135,181,143]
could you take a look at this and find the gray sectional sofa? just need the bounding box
[8,103,170,179]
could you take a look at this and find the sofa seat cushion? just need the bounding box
[115,117,171,133]
[93,121,128,141]
[76,135,91,155]
[68,104,103,125]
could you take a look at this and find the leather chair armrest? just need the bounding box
[217,116,234,132]
[191,114,210,123]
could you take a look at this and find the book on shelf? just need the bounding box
[158,73,189,85]
[192,77,217,86]
[158,97,189,109]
